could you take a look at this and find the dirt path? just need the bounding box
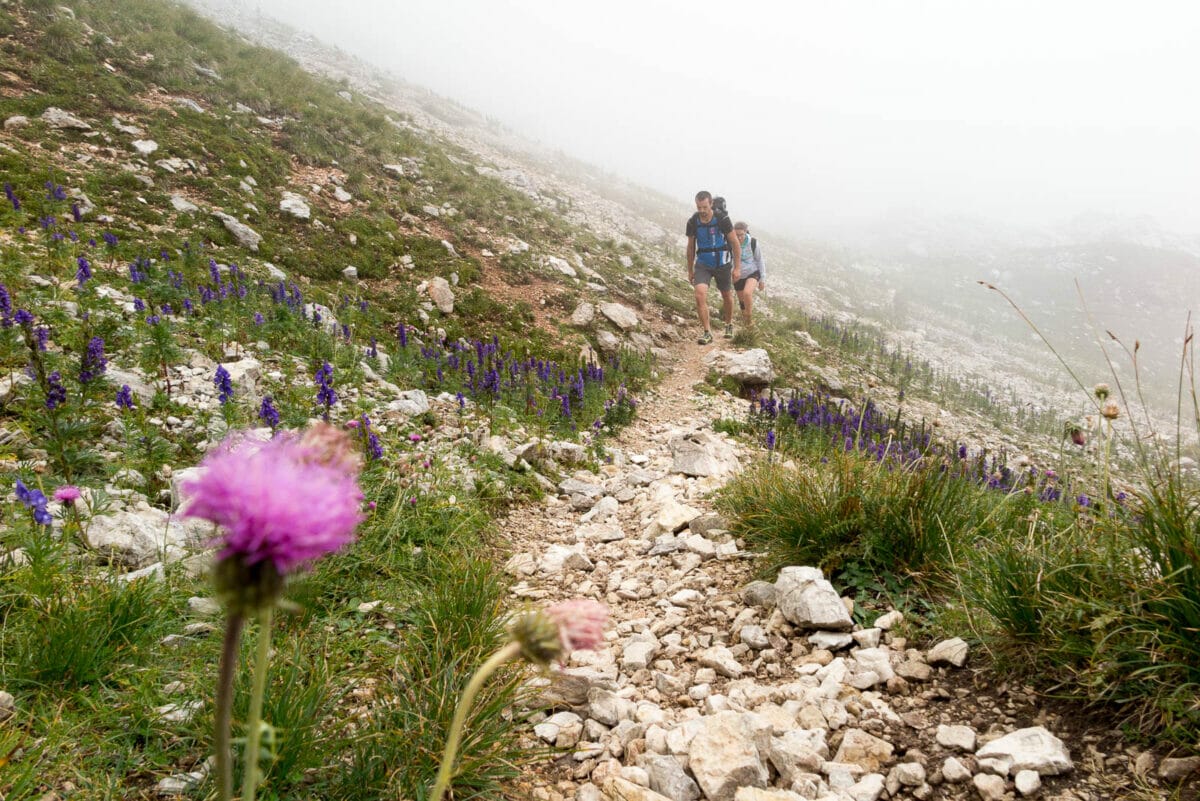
[494,340,1161,801]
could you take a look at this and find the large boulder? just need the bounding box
[41,106,91,130]
[600,302,639,331]
[86,509,210,569]
[775,566,853,631]
[975,727,1073,776]
[279,191,311,220]
[687,712,769,801]
[706,348,774,386]
[428,277,455,314]
[571,302,596,328]
[669,430,739,477]
[212,212,262,251]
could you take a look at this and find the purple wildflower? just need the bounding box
[75,256,91,285]
[214,365,234,404]
[44,181,67,202]
[34,326,48,352]
[254,312,264,326]
[397,322,408,348]
[180,430,363,577]
[15,479,52,525]
[766,430,776,451]
[116,384,136,410]
[315,362,336,420]
[80,336,106,382]
[0,283,11,327]
[4,182,19,210]
[102,231,118,248]
[45,371,67,410]
[145,314,160,326]
[258,396,280,430]
[71,202,82,223]
[133,297,145,312]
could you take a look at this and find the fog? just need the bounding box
[235,1,1200,241]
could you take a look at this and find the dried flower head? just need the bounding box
[1101,401,1121,420]
[1093,383,1110,401]
[296,421,363,475]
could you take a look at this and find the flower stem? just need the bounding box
[430,640,521,801]
[242,607,274,801]
[215,612,245,801]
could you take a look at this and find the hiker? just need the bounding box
[685,191,741,344]
[732,221,766,327]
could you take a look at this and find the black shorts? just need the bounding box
[734,272,760,292]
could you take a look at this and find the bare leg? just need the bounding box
[739,277,758,326]
[720,290,734,326]
[694,283,711,331]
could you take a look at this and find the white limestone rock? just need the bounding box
[279,191,311,220]
[669,430,739,478]
[600,302,639,331]
[775,566,853,632]
[687,712,768,801]
[975,726,1073,777]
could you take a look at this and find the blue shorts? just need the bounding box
[693,262,732,291]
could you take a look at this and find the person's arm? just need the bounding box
[757,245,766,289]
[723,220,741,279]
[686,236,696,281]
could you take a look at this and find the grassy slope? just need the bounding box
[0,1,668,798]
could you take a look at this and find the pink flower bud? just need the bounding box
[545,599,608,653]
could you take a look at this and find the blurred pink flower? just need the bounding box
[409,433,422,443]
[182,431,363,575]
[545,599,608,653]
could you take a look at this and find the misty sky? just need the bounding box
[242,0,1200,238]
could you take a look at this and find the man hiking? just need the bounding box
[732,220,765,328]
[685,191,741,344]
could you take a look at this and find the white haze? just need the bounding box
[240,0,1200,240]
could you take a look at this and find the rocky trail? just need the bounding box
[497,341,1184,801]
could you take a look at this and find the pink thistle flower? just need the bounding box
[345,419,360,429]
[53,485,82,504]
[545,599,608,653]
[409,433,422,443]
[181,432,363,577]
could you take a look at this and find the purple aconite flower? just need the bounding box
[4,182,19,210]
[258,396,280,430]
[214,364,234,404]
[116,384,136,409]
[181,427,363,577]
[0,283,11,327]
[75,256,91,285]
[15,479,52,525]
[253,312,264,326]
[314,362,336,419]
[34,326,48,351]
[80,336,107,383]
[14,308,33,327]
[45,371,67,410]
[45,181,67,202]
[766,430,776,451]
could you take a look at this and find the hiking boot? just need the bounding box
[697,329,713,345]
[723,324,734,339]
